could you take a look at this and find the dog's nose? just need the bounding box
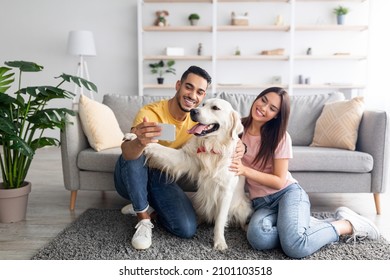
[190,108,199,119]
[190,108,199,122]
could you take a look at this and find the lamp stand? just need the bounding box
[72,55,94,110]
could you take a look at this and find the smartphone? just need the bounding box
[154,123,176,142]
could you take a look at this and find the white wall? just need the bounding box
[1,0,389,116]
[1,0,138,103]
[366,0,390,112]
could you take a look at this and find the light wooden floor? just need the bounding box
[0,147,389,260]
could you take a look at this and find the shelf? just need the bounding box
[296,25,368,31]
[293,84,366,89]
[143,84,176,89]
[143,26,212,32]
[144,0,212,3]
[218,55,289,60]
[294,55,367,60]
[144,55,212,60]
[138,0,370,96]
[296,0,366,2]
[220,0,289,2]
[217,83,288,89]
[218,25,290,31]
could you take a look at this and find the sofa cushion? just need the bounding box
[78,94,124,152]
[103,94,169,133]
[78,147,122,172]
[290,146,373,173]
[288,92,345,146]
[311,96,364,150]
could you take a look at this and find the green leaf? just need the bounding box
[5,61,43,72]
[7,135,35,158]
[57,74,98,93]
[0,118,16,135]
[0,67,15,93]
[31,137,59,150]
[167,60,175,67]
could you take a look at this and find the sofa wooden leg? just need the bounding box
[70,190,78,211]
[373,193,381,215]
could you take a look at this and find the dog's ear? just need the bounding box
[229,110,244,139]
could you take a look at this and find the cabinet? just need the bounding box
[137,0,370,96]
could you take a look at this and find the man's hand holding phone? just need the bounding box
[133,117,176,146]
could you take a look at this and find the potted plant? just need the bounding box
[188,13,200,26]
[333,5,349,25]
[0,61,97,223]
[149,60,176,84]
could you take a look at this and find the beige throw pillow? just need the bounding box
[310,96,364,150]
[78,94,124,151]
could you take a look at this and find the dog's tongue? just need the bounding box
[188,123,207,134]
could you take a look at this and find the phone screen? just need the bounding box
[154,123,176,141]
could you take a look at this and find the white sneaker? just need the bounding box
[335,206,380,241]
[131,219,154,250]
[121,204,155,216]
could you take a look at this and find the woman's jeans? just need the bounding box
[114,154,197,238]
[246,183,339,259]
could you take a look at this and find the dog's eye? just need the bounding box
[211,105,220,111]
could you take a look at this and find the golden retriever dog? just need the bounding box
[144,98,253,250]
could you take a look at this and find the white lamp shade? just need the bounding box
[67,30,97,56]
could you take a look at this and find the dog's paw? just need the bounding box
[213,240,228,251]
[144,143,159,156]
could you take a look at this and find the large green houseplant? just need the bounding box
[0,61,97,222]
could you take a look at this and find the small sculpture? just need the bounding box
[154,10,169,27]
[235,46,241,56]
[275,15,284,26]
[197,43,203,56]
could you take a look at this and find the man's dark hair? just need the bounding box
[180,65,212,86]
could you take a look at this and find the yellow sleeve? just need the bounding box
[132,100,166,127]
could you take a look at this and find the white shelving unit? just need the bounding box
[138,0,370,96]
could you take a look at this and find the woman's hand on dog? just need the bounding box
[229,158,246,176]
[233,139,246,160]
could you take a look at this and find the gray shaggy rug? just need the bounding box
[32,208,390,260]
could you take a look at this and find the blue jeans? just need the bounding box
[246,183,339,259]
[114,154,197,238]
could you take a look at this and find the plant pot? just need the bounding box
[0,182,31,223]
[190,19,199,26]
[157,77,164,84]
[337,15,345,25]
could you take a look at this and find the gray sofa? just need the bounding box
[61,92,389,214]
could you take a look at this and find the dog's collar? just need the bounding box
[197,146,220,154]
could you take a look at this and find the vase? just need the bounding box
[157,77,164,84]
[190,19,199,26]
[337,15,345,25]
[0,181,31,223]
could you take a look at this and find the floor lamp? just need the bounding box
[67,30,97,110]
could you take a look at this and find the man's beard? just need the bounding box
[176,94,191,113]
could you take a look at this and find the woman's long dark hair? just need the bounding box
[241,87,290,169]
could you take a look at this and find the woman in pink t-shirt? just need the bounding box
[230,87,379,258]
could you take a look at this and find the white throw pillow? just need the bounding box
[78,94,124,151]
[310,96,364,151]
